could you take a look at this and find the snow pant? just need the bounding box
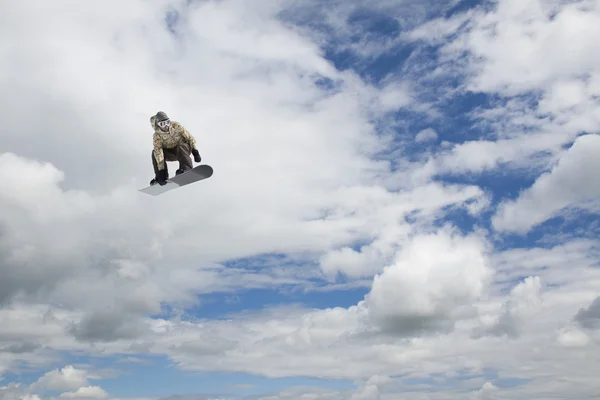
[152,142,193,176]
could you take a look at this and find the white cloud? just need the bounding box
[574,296,600,330]
[538,79,590,114]
[0,0,599,399]
[31,365,90,392]
[473,276,543,339]
[59,386,109,399]
[0,384,31,400]
[0,0,473,383]
[415,128,438,143]
[408,11,474,44]
[377,81,413,112]
[317,182,487,279]
[471,382,498,400]
[458,0,600,96]
[363,228,493,336]
[492,133,600,233]
[556,325,590,348]
[421,0,600,179]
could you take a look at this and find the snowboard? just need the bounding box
[139,164,213,196]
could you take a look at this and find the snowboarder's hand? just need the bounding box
[192,149,201,163]
[157,169,168,185]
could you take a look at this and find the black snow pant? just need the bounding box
[152,142,193,177]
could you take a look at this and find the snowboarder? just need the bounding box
[149,111,202,186]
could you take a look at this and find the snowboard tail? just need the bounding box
[139,164,213,196]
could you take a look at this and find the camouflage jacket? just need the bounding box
[150,115,197,170]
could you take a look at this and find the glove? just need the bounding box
[156,168,168,186]
[192,148,201,163]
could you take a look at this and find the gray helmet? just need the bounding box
[154,111,169,127]
[154,111,169,128]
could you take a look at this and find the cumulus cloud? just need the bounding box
[31,365,90,392]
[0,384,34,400]
[317,182,487,279]
[473,276,543,339]
[0,365,137,400]
[471,382,499,400]
[67,310,148,343]
[59,386,109,399]
[1,0,600,399]
[349,375,391,400]
[574,296,600,330]
[556,325,590,348]
[363,228,492,336]
[0,0,411,382]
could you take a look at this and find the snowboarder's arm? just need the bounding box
[181,127,201,162]
[183,129,197,149]
[174,122,197,149]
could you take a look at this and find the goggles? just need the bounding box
[157,119,171,129]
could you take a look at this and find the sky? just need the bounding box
[1,0,600,399]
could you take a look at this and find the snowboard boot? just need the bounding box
[176,166,192,175]
[150,171,169,185]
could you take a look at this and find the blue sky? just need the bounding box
[1,0,600,399]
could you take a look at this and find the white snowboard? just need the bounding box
[139,164,213,196]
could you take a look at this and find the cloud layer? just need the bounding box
[1,0,599,399]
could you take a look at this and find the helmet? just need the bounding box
[154,111,170,130]
[155,111,169,122]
